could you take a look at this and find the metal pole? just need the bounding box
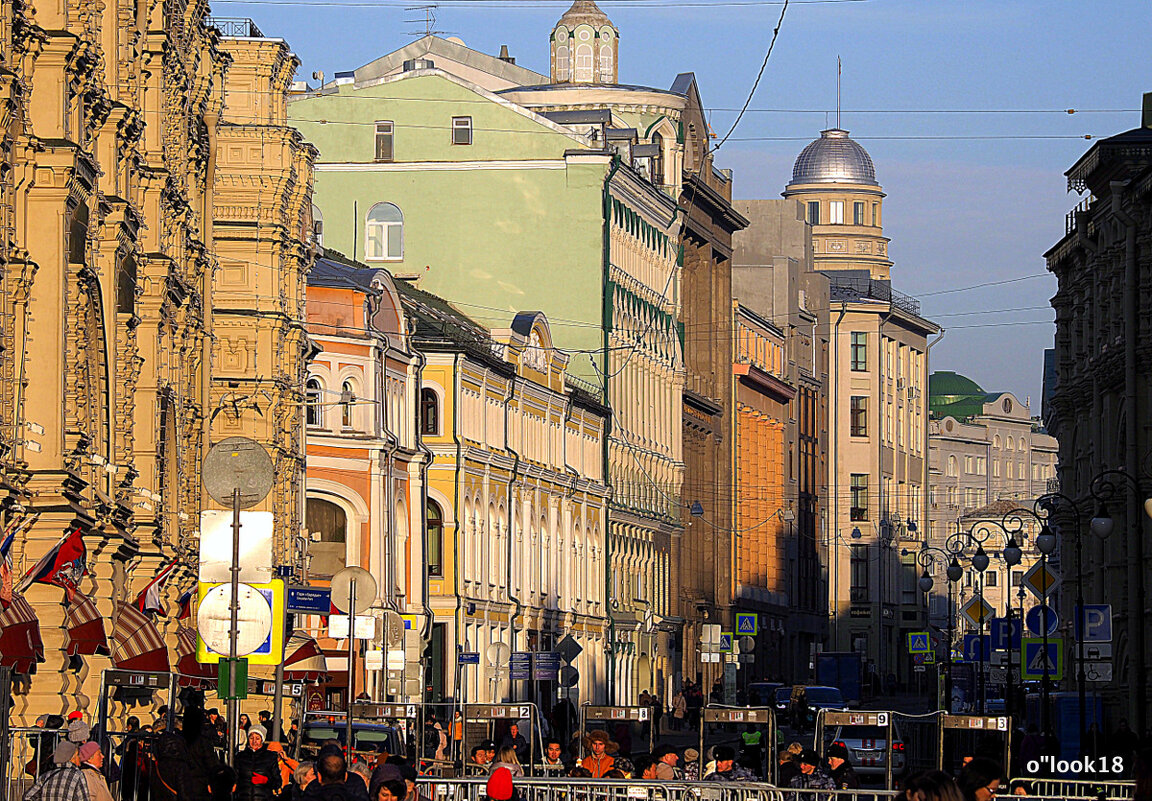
[1005,596,1014,724]
[346,578,357,760]
[1018,581,1026,728]
[978,575,985,715]
[1041,553,1051,736]
[228,487,242,768]
[1075,526,1087,750]
[945,583,954,713]
[272,604,288,743]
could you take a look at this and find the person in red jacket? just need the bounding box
[580,731,617,778]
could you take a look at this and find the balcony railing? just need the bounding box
[828,275,921,317]
[207,17,264,37]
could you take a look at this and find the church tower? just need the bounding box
[549,0,618,85]
[783,128,892,280]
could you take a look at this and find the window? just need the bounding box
[651,133,664,186]
[853,201,865,225]
[365,202,403,261]
[850,544,869,592]
[850,332,867,371]
[310,204,324,246]
[965,456,974,474]
[947,455,957,477]
[306,378,323,427]
[306,497,347,576]
[829,200,844,224]
[575,44,593,81]
[555,45,570,81]
[1011,570,1023,587]
[452,116,472,145]
[993,460,1001,478]
[850,396,868,436]
[375,121,394,162]
[985,571,998,587]
[341,381,356,428]
[807,201,820,225]
[421,388,439,436]
[850,474,868,521]
[427,499,443,577]
[599,43,613,82]
[872,202,879,226]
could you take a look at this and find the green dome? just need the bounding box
[929,371,985,420]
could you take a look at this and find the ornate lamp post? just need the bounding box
[1034,523,1058,735]
[905,540,963,712]
[944,523,996,714]
[1002,535,1023,722]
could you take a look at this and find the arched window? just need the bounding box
[599,44,613,82]
[366,202,403,261]
[427,499,443,577]
[341,380,356,428]
[306,497,347,576]
[651,133,664,186]
[574,44,593,82]
[306,378,323,427]
[421,388,439,435]
[555,45,570,81]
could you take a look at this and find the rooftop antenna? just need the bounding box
[836,55,841,129]
[405,3,448,39]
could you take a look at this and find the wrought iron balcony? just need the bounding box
[207,17,264,37]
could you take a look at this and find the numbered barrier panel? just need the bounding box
[698,706,776,783]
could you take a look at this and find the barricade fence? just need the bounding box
[1014,778,1135,799]
[418,777,900,801]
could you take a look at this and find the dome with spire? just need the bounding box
[556,0,613,29]
[790,128,878,186]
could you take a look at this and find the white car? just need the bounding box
[827,722,907,778]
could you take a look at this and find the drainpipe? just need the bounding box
[602,155,622,703]
[448,352,465,707]
[876,307,894,685]
[367,292,401,615]
[830,301,847,650]
[1110,180,1145,732]
[1076,213,1103,477]
[412,343,437,699]
[503,373,523,702]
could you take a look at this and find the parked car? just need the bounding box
[300,712,405,759]
[827,722,907,778]
[746,681,783,708]
[773,686,793,714]
[790,685,849,727]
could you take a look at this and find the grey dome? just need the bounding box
[790,128,878,186]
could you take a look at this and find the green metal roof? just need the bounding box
[929,371,987,420]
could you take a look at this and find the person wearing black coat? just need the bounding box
[150,733,196,801]
[826,743,860,790]
[234,726,282,801]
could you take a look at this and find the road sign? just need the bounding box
[719,632,733,652]
[907,632,930,653]
[533,652,561,681]
[558,666,579,688]
[1075,604,1112,642]
[198,510,274,584]
[458,652,480,665]
[961,596,995,627]
[1022,562,1060,599]
[203,437,274,508]
[554,634,583,663]
[1084,662,1113,682]
[287,586,332,615]
[991,617,1022,651]
[736,613,758,635]
[196,579,285,665]
[1026,605,1059,637]
[330,566,376,615]
[1022,638,1065,680]
[218,658,248,700]
[1084,643,1112,660]
[962,634,991,663]
[510,652,532,680]
[701,624,722,651]
[912,652,928,665]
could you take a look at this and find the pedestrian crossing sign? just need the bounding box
[907,632,930,653]
[719,632,733,652]
[736,613,758,635]
[1021,638,1064,680]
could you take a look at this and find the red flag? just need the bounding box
[20,528,87,600]
[133,560,178,617]
[66,590,110,657]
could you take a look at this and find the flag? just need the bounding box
[19,527,87,600]
[133,560,179,617]
[1,512,38,609]
[66,590,110,657]
[112,601,169,672]
[0,592,44,673]
[176,589,194,621]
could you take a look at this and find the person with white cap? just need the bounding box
[235,724,282,801]
[79,742,115,801]
[21,742,88,801]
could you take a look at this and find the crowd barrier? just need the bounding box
[1011,777,1135,799]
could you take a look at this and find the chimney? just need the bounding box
[1143,92,1152,129]
[498,44,515,65]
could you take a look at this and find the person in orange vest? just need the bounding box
[580,731,617,778]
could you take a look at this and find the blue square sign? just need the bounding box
[1075,604,1112,643]
[991,618,1022,651]
[736,613,758,636]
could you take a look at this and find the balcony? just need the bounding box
[206,17,264,37]
[828,274,921,317]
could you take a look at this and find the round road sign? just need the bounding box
[486,642,510,667]
[196,583,272,656]
[203,437,274,509]
[558,665,579,688]
[330,566,376,614]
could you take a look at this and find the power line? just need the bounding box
[714,0,789,150]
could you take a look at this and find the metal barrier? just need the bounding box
[0,666,9,801]
[698,706,776,783]
[3,727,68,801]
[1014,778,1135,799]
[579,705,653,758]
[418,776,899,801]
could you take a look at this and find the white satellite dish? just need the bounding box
[197,583,272,656]
[486,642,510,667]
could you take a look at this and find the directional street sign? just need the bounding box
[962,634,991,663]
[1075,604,1113,642]
[458,652,481,665]
[1026,605,1060,637]
[961,596,995,628]
[907,632,930,653]
[1022,638,1065,680]
[1022,562,1060,599]
[736,613,758,636]
[991,618,1022,651]
[719,632,734,652]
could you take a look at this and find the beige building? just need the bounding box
[0,5,314,721]
[782,129,939,690]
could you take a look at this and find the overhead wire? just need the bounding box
[714,0,789,150]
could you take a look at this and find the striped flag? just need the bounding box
[175,589,194,622]
[0,592,44,673]
[133,560,179,617]
[112,601,169,672]
[66,590,110,657]
[1,512,39,608]
[18,527,87,600]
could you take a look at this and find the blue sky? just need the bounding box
[221,0,1152,405]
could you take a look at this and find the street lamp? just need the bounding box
[1002,537,1022,722]
[1035,520,1058,737]
[904,542,964,712]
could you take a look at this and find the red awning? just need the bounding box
[283,631,328,681]
[175,626,217,688]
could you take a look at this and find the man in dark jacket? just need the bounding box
[500,724,528,764]
[234,725,282,801]
[150,732,195,801]
[305,752,361,801]
[825,743,860,790]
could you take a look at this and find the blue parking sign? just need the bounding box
[1075,604,1112,643]
[991,618,1021,651]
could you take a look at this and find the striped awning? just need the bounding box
[175,626,217,688]
[283,630,327,681]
